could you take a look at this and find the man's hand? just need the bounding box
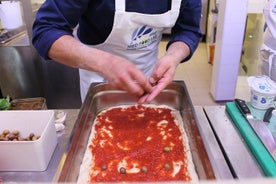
[137,55,178,103]
[138,41,190,104]
[100,54,153,98]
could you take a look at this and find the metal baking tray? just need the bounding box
[58,81,215,182]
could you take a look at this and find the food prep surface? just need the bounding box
[1,83,275,183]
[0,106,274,183]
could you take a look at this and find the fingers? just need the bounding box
[134,74,153,94]
[102,56,153,98]
[138,78,161,104]
[124,70,153,98]
[108,68,153,98]
[137,81,167,104]
[149,76,158,86]
[124,80,152,98]
[137,94,149,104]
[138,62,175,103]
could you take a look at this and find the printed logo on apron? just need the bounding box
[127,25,158,50]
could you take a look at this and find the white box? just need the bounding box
[0,110,57,171]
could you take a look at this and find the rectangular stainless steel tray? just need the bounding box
[58,81,215,182]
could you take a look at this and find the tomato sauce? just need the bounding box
[88,105,192,182]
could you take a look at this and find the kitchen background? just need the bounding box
[0,0,267,108]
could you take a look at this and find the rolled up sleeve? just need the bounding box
[32,0,88,59]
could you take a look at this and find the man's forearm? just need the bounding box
[165,41,190,65]
[48,35,111,74]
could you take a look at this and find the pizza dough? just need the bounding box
[77,104,198,183]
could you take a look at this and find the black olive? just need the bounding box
[119,167,126,174]
[101,164,107,171]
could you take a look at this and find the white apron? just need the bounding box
[79,0,182,101]
[260,0,276,82]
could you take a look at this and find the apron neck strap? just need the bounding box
[115,0,125,12]
[172,0,182,10]
[115,0,182,12]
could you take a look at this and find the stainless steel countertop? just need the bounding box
[199,106,264,178]
[193,106,233,179]
[0,106,273,182]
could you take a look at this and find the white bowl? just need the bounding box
[0,110,57,171]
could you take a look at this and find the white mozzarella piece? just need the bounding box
[157,120,168,127]
[137,113,144,117]
[172,161,183,177]
[99,126,113,138]
[116,142,130,150]
[127,167,140,173]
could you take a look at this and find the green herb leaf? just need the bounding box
[0,96,11,110]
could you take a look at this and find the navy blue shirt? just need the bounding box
[32,0,202,61]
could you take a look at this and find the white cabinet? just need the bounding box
[210,0,248,101]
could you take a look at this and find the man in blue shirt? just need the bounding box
[33,0,202,103]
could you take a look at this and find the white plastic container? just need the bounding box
[0,110,57,171]
[247,75,276,109]
[0,1,24,29]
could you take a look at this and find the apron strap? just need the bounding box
[171,0,182,10]
[115,0,182,12]
[115,0,125,12]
